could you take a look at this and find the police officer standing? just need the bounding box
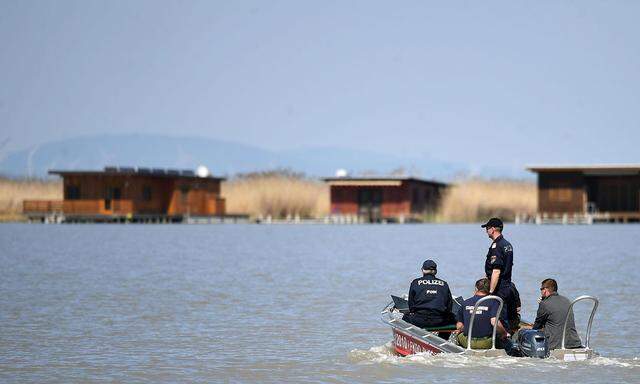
[403,260,456,330]
[481,217,518,331]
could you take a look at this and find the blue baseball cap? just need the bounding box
[422,259,437,270]
[481,217,504,229]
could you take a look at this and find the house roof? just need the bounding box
[323,176,447,187]
[526,164,640,175]
[49,167,225,181]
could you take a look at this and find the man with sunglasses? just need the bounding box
[481,217,518,331]
[530,278,582,350]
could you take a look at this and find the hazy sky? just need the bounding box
[1,1,639,170]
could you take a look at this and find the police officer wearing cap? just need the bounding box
[481,217,518,330]
[403,260,456,330]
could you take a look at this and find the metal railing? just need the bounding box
[466,295,504,351]
[23,200,63,213]
[561,295,599,350]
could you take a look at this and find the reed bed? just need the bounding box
[0,174,534,223]
[221,173,329,219]
[0,177,62,220]
[438,178,536,222]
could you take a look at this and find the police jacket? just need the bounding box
[407,273,453,319]
[485,234,514,287]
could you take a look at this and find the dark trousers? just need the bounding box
[403,311,456,339]
[495,284,519,331]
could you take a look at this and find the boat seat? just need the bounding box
[423,324,457,332]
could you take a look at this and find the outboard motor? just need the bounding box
[516,330,550,358]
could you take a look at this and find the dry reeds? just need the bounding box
[221,171,329,219]
[0,177,62,220]
[438,178,536,222]
[0,173,536,223]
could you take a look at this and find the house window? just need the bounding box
[65,185,80,200]
[142,186,152,201]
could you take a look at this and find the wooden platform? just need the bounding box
[25,212,249,224]
[517,212,640,224]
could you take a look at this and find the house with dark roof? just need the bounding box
[23,166,226,222]
[323,176,447,223]
[527,164,640,222]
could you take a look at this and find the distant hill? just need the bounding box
[0,134,527,180]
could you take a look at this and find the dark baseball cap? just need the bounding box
[422,259,437,270]
[481,217,504,229]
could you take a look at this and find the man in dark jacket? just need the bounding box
[403,260,456,329]
[531,278,582,350]
[456,278,508,349]
[481,217,517,331]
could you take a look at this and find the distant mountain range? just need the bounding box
[0,134,530,180]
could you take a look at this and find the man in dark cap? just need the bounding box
[403,260,456,331]
[481,217,518,332]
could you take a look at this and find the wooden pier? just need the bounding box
[516,212,640,225]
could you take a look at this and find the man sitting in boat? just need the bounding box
[455,278,508,349]
[403,260,456,332]
[522,278,582,350]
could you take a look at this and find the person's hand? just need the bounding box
[537,296,543,304]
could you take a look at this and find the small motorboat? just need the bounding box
[381,294,598,361]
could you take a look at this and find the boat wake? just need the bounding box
[348,343,640,369]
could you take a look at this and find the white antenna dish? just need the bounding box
[196,165,210,178]
[335,168,348,178]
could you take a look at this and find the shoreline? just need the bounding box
[1,176,538,223]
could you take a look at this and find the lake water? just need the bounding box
[1,224,639,383]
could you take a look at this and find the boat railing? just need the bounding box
[561,295,599,350]
[381,300,393,315]
[466,295,504,351]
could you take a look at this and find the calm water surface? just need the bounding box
[1,224,639,383]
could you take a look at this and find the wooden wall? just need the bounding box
[329,181,445,218]
[587,175,640,213]
[329,186,359,215]
[61,174,225,216]
[537,172,586,213]
[168,178,223,215]
[381,184,410,217]
[405,180,444,215]
[537,172,640,214]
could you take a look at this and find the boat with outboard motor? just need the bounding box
[381,294,599,361]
